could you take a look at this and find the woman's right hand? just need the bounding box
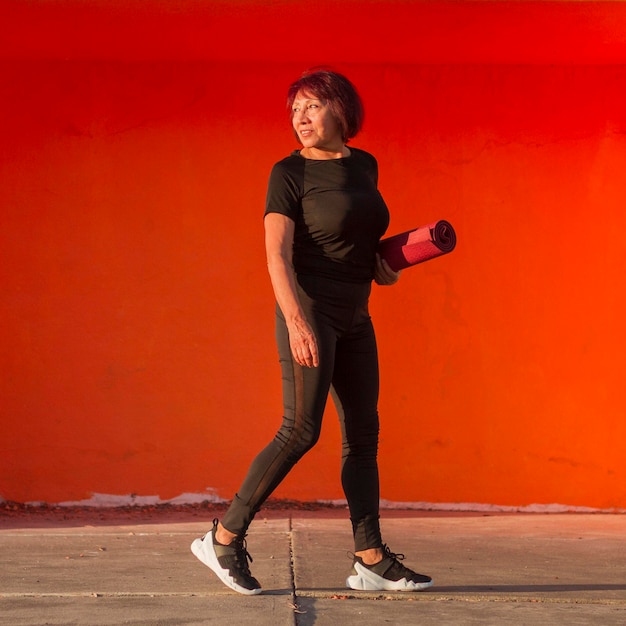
[287,317,319,368]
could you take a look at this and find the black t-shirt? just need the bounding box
[264,147,390,283]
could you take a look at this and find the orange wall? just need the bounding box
[2,1,626,509]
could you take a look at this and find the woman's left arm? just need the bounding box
[374,253,401,286]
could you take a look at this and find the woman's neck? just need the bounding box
[300,145,351,160]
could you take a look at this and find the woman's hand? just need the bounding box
[374,254,402,285]
[287,317,319,368]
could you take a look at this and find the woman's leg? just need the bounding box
[332,301,434,591]
[221,302,337,537]
[191,302,338,596]
[331,313,383,553]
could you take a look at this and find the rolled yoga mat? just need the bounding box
[378,220,457,272]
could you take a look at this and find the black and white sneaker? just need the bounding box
[346,544,433,592]
[191,518,262,595]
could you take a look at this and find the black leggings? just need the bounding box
[222,274,382,552]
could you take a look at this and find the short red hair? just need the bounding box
[287,69,364,143]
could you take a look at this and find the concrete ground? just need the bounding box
[1,506,625,625]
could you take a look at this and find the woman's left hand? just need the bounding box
[374,254,402,285]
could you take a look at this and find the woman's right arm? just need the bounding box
[264,212,319,368]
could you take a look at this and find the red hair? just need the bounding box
[287,69,364,143]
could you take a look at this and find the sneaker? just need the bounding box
[191,518,262,595]
[346,544,433,592]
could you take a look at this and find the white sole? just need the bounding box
[346,561,433,592]
[191,536,262,596]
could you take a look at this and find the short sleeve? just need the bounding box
[264,160,302,220]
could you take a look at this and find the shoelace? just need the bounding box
[381,543,405,562]
[348,544,406,564]
[381,544,421,579]
[232,535,254,575]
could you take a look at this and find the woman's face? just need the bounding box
[291,90,343,152]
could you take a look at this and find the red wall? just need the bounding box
[2,1,626,509]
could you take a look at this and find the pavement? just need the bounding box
[1,506,625,625]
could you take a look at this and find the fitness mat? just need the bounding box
[378,220,457,271]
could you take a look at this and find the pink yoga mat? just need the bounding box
[378,220,457,272]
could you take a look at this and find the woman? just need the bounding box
[191,69,433,595]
